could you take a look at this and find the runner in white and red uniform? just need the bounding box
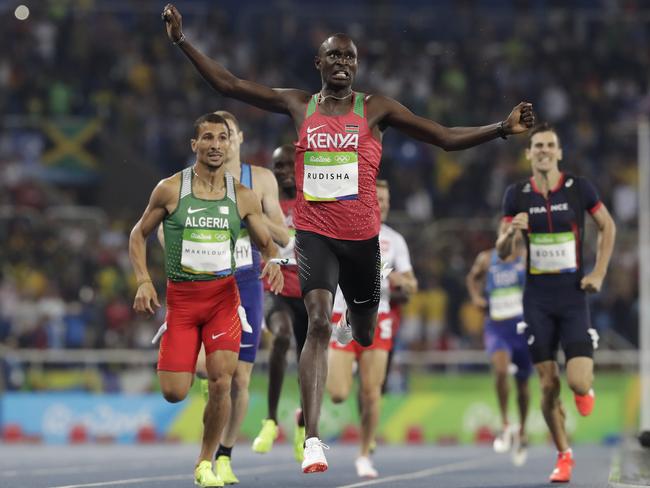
[327,180,417,478]
[163,5,535,472]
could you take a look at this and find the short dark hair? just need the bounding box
[214,110,240,132]
[193,113,230,138]
[528,123,560,147]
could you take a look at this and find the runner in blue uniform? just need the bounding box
[496,123,616,483]
[467,228,531,466]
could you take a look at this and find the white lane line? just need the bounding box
[2,459,174,478]
[45,462,296,488]
[335,455,507,488]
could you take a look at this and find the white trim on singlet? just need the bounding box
[180,167,192,199]
[225,172,236,203]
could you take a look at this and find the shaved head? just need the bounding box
[318,33,356,57]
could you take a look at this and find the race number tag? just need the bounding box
[529,232,577,274]
[234,230,253,269]
[489,286,524,321]
[303,151,358,201]
[181,228,232,274]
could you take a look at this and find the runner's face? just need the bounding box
[224,119,243,163]
[272,148,295,190]
[316,37,357,89]
[191,122,230,169]
[377,186,390,223]
[526,131,562,174]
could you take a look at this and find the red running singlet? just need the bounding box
[294,92,382,240]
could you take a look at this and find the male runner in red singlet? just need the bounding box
[162,4,535,473]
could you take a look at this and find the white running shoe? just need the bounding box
[355,456,378,478]
[333,312,353,345]
[511,431,528,466]
[302,437,329,473]
[493,424,514,453]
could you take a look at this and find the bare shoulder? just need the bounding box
[476,249,493,267]
[152,172,181,204]
[235,183,259,208]
[251,164,276,185]
[277,88,312,117]
[365,92,399,109]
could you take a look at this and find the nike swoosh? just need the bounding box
[212,332,226,340]
[353,298,371,304]
[239,344,254,348]
[188,207,207,214]
[306,124,327,134]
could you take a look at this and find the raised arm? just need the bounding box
[466,250,490,308]
[372,95,535,151]
[162,4,308,118]
[236,186,284,294]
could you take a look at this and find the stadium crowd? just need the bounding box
[0,1,645,389]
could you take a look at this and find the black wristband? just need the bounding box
[497,121,508,140]
[172,33,186,46]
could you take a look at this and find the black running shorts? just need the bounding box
[294,230,381,316]
[523,285,597,363]
[264,294,308,357]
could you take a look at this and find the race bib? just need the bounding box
[303,151,358,201]
[181,228,232,274]
[489,286,524,321]
[529,232,577,274]
[234,230,253,269]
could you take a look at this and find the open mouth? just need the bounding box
[332,70,349,80]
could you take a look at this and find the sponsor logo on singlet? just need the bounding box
[529,203,569,214]
[184,216,230,229]
[307,132,359,150]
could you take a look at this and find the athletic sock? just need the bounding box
[216,444,233,460]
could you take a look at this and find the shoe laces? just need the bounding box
[306,438,330,451]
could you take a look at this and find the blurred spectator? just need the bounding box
[0,1,644,375]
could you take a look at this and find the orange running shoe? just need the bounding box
[549,450,575,483]
[574,389,595,417]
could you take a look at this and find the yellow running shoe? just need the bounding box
[215,455,239,485]
[199,378,209,403]
[294,425,305,463]
[194,460,223,487]
[252,419,278,453]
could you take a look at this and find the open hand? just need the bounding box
[261,262,284,294]
[133,282,161,315]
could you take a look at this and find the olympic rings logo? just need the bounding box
[334,155,351,163]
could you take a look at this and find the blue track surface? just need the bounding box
[0,443,615,487]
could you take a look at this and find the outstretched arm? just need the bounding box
[162,4,308,117]
[374,96,535,151]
